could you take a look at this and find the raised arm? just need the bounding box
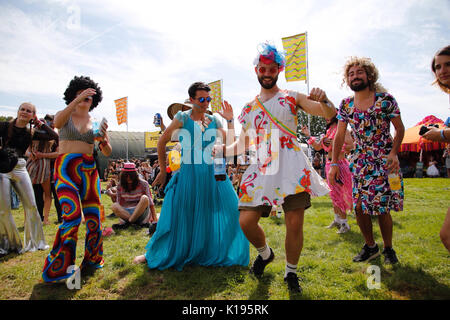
[296,88,337,119]
[54,88,96,129]
[152,118,183,187]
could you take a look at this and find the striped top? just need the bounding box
[117,179,154,209]
[59,116,94,144]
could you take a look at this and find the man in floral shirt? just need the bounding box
[329,57,405,265]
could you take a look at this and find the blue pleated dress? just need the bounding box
[144,110,250,271]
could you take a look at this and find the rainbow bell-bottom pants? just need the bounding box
[42,153,104,282]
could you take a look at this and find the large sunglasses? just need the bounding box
[257,66,279,74]
[197,96,211,103]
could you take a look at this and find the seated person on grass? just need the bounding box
[112,162,158,230]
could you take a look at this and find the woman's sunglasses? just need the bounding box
[197,97,211,103]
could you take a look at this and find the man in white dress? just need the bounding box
[222,43,336,293]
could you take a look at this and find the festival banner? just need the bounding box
[114,97,128,125]
[208,80,223,113]
[145,131,177,149]
[282,33,307,82]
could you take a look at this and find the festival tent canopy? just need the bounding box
[400,115,447,152]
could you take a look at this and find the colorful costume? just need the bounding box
[337,92,404,215]
[42,153,103,282]
[322,123,353,213]
[144,110,249,271]
[237,90,329,208]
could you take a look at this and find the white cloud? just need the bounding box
[0,0,449,133]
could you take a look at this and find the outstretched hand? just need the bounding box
[217,100,234,121]
[301,125,310,137]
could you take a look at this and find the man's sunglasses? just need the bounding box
[257,66,279,74]
[197,97,211,103]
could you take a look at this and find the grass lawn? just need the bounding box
[1,178,449,300]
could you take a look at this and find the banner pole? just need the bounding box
[126,97,129,161]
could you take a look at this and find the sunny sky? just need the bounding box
[0,0,449,134]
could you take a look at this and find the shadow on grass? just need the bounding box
[248,273,275,300]
[0,251,21,263]
[29,265,101,300]
[356,261,450,299]
[117,264,250,300]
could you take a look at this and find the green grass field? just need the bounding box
[1,178,449,300]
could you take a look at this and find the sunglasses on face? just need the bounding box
[197,96,211,103]
[257,66,279,74]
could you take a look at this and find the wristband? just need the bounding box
[330,163,339,167]
[227,118,234,123]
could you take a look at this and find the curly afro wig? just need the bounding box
[63,75,103,111]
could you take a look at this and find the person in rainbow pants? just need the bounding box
[42,76,111,283]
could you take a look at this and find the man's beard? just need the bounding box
[349,78,369,92]
[258,74,278,89]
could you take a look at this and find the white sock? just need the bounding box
[334,214,340,222]
[257,244,271,260]
[285,262,297,277]
[339,218,348,225]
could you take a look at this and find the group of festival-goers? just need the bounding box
[0,43,449,294]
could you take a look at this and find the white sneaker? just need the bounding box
[337,222,350,234]
[326,220,341,229]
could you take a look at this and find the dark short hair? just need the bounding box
[188,82,210,99]
[63,75,103,111]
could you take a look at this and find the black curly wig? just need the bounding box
[63,75,103,111]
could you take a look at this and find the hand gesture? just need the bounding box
[307,87,328,103]
[422,127,444,142]
[152,170,166,189]
[322,137,332,147]
[301,125,310,137]
[217,100,234,121]
[385,153,400,173]
[76,88,96,103]
[328,164,340,186]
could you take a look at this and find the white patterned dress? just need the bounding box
[237,90,329,208]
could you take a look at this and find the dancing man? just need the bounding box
[328,57,405,264]
[223,43,335,293]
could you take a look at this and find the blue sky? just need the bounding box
[0,0,449,133]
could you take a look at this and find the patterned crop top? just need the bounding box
[58,116,94,144]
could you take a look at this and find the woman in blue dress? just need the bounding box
[133,82,249,270]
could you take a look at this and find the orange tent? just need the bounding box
[400,115,447,152]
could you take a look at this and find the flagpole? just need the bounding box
[220,79,225,128]
[126,97,129,162]
[305,31,312,159]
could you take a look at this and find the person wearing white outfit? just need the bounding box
[221,43,336,293]
[0,103,51,256]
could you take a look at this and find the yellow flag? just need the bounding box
[282,33,307,82]
[114,97,127,125]
[208,80,222,113]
